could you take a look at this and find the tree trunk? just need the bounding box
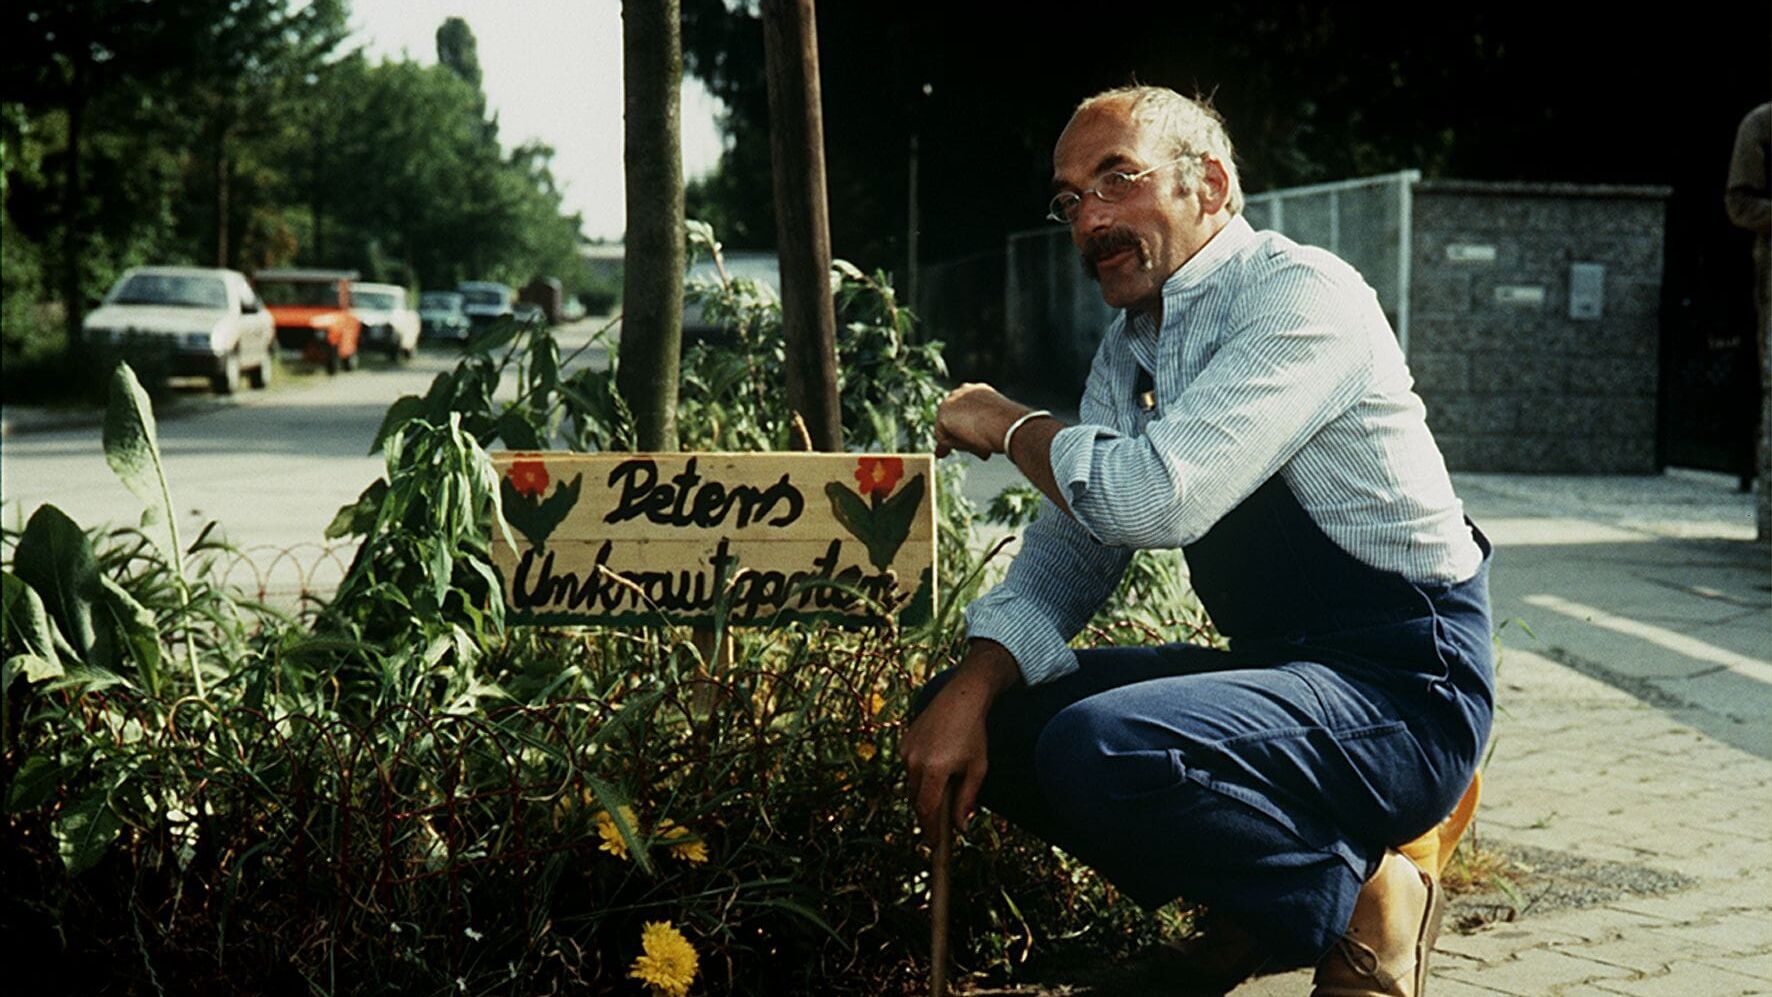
[60,73,85,353]
[617,0,685,452]
[214,123,231,268]
[761,0,843,451]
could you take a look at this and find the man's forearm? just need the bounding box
[1005,417,1072,517]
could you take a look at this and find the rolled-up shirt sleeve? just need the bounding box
[965,336,1133,686]
[964,501,1134,685]
[1051,256,1377,550]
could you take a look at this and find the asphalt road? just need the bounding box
[1,318,613,598]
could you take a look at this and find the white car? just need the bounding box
[350,282,421,361]
[83,266,276,394]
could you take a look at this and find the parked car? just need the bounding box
[457,280,515,331]
[255,269,362,374]
[560,294,588,322]
[419,291,471,342]
[82,266,276,394]
[513,302,546,325]
[683,252,780,342]
[350,281,420,361]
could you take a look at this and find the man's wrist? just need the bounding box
[1001,409,1053,457]
[957,638,1023,698]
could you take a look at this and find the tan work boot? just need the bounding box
[1311,850,1443,997]
[1399,771,1482,877]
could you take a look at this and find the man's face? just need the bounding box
[1052,101,1220,311]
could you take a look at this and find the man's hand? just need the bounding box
[902,641,1021,840]
[935,382,1029,459]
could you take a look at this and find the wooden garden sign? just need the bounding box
[488,452,937,627]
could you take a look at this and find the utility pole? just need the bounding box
[761,0,843,451]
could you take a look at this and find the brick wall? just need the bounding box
[1408,181,1670,472]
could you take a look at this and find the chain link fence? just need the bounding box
[1243,170,1420,353]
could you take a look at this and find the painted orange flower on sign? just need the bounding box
[853,456,905,497]
[507,459,551,498]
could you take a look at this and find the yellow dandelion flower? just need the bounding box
[866,691,887,717]
[595,804,638,860]
[657,819,710,864]
[629,920,699,997]
[854,741,878,762]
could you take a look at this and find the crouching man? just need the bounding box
[903,86,1492,996]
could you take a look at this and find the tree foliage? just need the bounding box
[1,4,591,401]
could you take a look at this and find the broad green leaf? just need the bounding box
[102,363,177,560]
[4,653,64,685]
[98,575,162,696]
[325,479,390,540]
[532,335,560,395]
[370,394,426,455]
[44,665,132,694]
[466,316,521,356]
[495,410,542,450]
[13,506,101,660]
[54,788,124,875]
[5,754,63,813]
[2,570,61,671]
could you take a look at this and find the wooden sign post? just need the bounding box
[488,451,937,628]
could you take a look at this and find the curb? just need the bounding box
[2,396,237,439]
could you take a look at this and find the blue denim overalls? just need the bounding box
[918,474,1495,969]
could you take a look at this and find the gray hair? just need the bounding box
[1075,86,1244,215]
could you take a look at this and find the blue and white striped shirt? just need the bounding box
[966,214,1484,686]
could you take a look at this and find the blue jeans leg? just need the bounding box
[913,641,1464,969]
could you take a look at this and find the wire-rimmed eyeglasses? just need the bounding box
[1046,156,1194,224]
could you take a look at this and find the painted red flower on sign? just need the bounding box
[853,456,905,497]
[508,459,551,498]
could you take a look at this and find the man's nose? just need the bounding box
[1075,191,1115,233]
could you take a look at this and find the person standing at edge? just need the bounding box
[1725,101,1770,539]
[902,86,1494,996]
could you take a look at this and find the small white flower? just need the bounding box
[464,927,484,942]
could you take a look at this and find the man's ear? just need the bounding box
[1198,156,1231,214]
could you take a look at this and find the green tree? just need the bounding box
[435,16,484,90]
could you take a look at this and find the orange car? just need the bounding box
[255,268,363,374]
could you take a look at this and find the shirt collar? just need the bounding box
[1125,213,1255,341]
[1161,213,1254,299]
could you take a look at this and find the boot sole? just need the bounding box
[1414,862,1446,995]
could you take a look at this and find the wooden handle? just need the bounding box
[931,779,954,997]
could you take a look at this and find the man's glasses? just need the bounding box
[1047,156,1194,224]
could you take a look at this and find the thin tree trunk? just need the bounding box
[761,0,843,451]
[312,133,326,263]
[617,0,685,451]
[60,72,85,353]
[214,123,231,268]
